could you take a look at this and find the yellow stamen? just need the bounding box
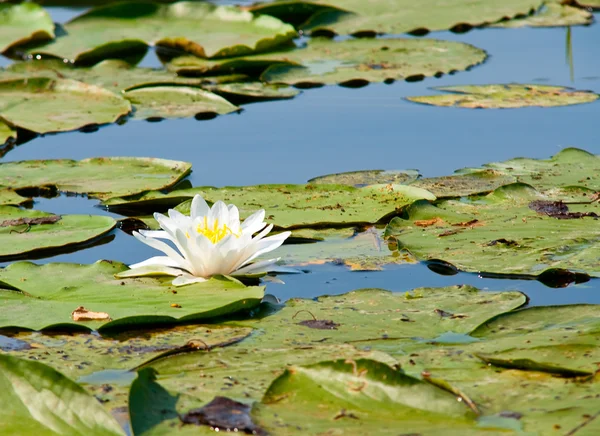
[196,217,240,244]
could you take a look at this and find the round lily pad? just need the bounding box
[124,86,240,120]
[406,84,599,109]
[0,3,54,54]
[25,2,296,65]
[0,77,131,134]
[0,260,265,333]
[250,0,543,36]
[0,157,191,199]
[0,206,116,260]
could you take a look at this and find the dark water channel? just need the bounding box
[1,8,600,307]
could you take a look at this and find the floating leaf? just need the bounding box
[0,189,30,207]
[0,354,124,435]
[124,86,239,120]
[384,183,600,276]
[407,84,599,109]
[0,157,191,199]
[0,119,16,146]
[170,38,486,85]
[26,2,296,65]
[308,169,420,187]
[0,260,264,332]
[209,82,300,101]
[492,3,593,28]
[411,170,517,198]
[461,147,600,191]
[576,0,600,9]
[0,206,116,260]
[0,78,131,134]
[0,3,54,54]
[249,0,543,36]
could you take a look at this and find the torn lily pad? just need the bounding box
[384,183,600,276]
[124,86,239,120]
[0,206,116,260]
[0,260,264,333]
[0,3,54,55]
[0,157,191,199]
[25,2,296,65]
[0,78,131,134]
[407,84,599,109]
[249,0,543,36]
[492,3,593,28]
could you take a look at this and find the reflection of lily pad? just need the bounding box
[171,38,486,85]
[0,261,265,333]
[492,3,593,28]
[0,207,116,260]
[308,169,420,187]
[26,2,296,65]
[384,184,600,276]
[0,354,124,436]
[407,84,599,109]
[124,86,239,120]
[461,147,600,191]
[0,3,54,54]
[0,157,191,199]
[0,78,131,134]
[250,0,543,36]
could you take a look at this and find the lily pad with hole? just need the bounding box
[0,354,125,436]
[384,183,600,276]
[24,2,296,65]
[0,260,265,333]
[0,3,54,55]
[124,86,239,120]
[249,0,543,36]
[0,78,132,134]
[492,3,593,28]
[0,206,116,260]
[407,84,599,109]
[308,169,420,186]
[460,147,600,191]
[170,37,487,85]
[0,157,191,199]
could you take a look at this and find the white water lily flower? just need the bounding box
[117,194,292,286]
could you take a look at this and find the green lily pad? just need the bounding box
[492,3,593,28]
[170,38,486,85]
[26,2,296,65]
[407,84,599,109]
[0,157,191,199]
[0,78,131,134]
[576,0,600,9]
[384,183,600,276]
[461,147,600,191]
[249,0,543,36]
[0,120,16,147]
[0,3,54,55]
[0,206,116,260]
[308,169,420,187]
[0,189,31,206]
[0,354,124,436]
[411,170,518,198]
[256,359,493,435]
[124,86,239,120]
[0,260,265,333]
[261,38,487,86]
[2,59,211,94]
[209,82,300,101]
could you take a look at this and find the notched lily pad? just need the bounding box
[308,169,420,187]
[0,3,54,54]
[25,2,296,65]
[0,206,116,260]
[407,84,599,109]
[0,157,191,199]
[0,77,131,134]
[124,86,240,120]
[0,260,265,332]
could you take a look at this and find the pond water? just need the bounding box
[1,7,599,307]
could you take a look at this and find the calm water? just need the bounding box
[1,8,599,306]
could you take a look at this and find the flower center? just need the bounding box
[195,216,240,244]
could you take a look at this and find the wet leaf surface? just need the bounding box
[0,3,54,54]
[407,84,599,109]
